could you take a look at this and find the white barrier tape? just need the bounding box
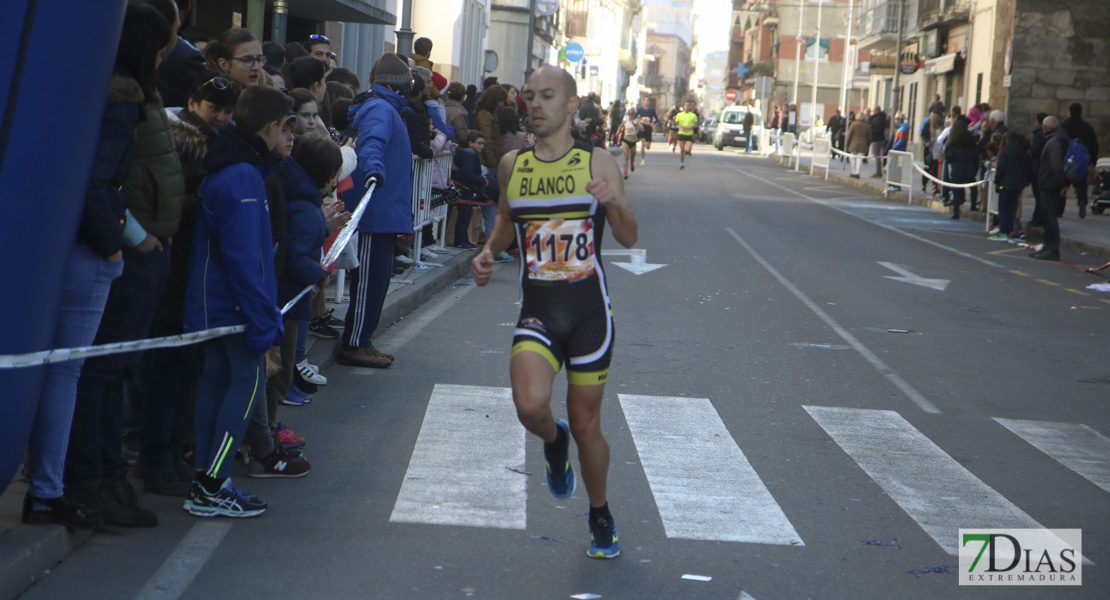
[910,161,988,189]
[0,326,247,369]
[1,182,378,369]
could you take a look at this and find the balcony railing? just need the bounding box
[644,74,667,89]
[858,1,900,38]
[565,0,589,37]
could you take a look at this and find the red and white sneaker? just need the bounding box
[275,422,305,449]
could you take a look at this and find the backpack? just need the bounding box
[1064,139,1090,181]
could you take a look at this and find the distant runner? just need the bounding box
[471,65,638,559]
[674,100,699,170]
[633,98,658,165]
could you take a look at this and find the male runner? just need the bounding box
[634,98,658,165]
[665,103,680,152]
[674,100,699,169]
[471,65,638,559]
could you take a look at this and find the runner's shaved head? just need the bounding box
[529,65,577,98]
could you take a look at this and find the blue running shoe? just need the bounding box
[282,383,310,406]
[544,419,575,499]
[184,479,266,518]
[587,513,620,559]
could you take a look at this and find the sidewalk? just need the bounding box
[779,147,1110,262]
[0,245,475,600]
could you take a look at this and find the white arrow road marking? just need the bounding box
[878,261,950,291]
[601,248,667,275]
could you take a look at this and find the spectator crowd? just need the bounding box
[20,0,642,528]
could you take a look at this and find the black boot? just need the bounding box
[22,492,101,529]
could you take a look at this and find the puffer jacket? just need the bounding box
[156,110,214,324]
[184,126,282,353]
[123,91,184,240]
[80,73,145,257]
[276,157,328,321]
[345,84,415,235]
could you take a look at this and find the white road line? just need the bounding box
[994,418,1110,494]
[805,406,1091,563]
[390,384,527,529]
[132,522,231,600]
[347,282,475,374]
[726,227,940,414]
[732,166,1006,269]
[619,394,804,546]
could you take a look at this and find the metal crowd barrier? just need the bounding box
[883,151,917,201]
[780,133,796,168]
[408,152,454,263]
[811,138,831,180]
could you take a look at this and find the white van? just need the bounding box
[714,105,763,151]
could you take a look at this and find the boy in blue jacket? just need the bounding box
[183,86,292,517]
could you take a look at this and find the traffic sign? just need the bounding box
[536,0,558,16]
[725,89,737,102]
[564,42,585,64]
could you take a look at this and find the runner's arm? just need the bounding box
[589,148,638,248]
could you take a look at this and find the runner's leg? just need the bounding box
[509,351,559,444]
[566,383,608,508]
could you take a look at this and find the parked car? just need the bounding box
[714,106,763,151]
[698,118,718,143]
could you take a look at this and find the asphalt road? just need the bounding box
[23,142,1109,600]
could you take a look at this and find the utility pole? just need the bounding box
[792,0,806,116]
[890,0,905,116]
[271,0,288,45]
[809,0,823,130]
[839,0,853,117]
[525,0,537,81]
[396,0,415,58]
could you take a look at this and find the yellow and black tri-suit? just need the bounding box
[506,142,614,386]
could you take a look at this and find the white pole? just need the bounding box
[810,0,823,132]
[839,0,853,116]
[792,0,805,113]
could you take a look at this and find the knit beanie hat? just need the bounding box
[432,72,449,97]
[372,52,413,88]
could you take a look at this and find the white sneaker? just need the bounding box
[420,248,437,261]
[426,244,449,254]
[296,360,327,385]
[395,254,414,265]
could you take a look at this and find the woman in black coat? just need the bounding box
[945,117,979,220]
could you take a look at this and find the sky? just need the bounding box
[694,0,734,56]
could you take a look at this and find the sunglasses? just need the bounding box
[308,34,330,44]
[201,76,231,91]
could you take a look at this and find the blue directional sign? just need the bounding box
[565,42,585,64]
[733,63,750,79]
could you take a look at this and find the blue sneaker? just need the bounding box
[184,479,266,518]
[587,513,620,559]
[544,419,575,499]
[282,383,311,406]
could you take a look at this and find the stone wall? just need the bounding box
[1010,0,1110,155]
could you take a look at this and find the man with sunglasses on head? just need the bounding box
[305,34,332,66]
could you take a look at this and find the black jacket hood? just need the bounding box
[203,126,275,173]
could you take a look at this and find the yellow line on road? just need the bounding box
[988,247,1029,256]
[1009,270,1031,277]
[1036,279,1060,287]
[1065,288,1090,296]
[1099,298,1110,305]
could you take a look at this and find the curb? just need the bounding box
[0,480,94,600]
[770,155,1110,262]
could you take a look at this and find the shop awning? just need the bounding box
[924,52,960,76]
[278,0,395,25]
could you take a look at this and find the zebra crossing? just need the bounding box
[389,384,1106,560]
